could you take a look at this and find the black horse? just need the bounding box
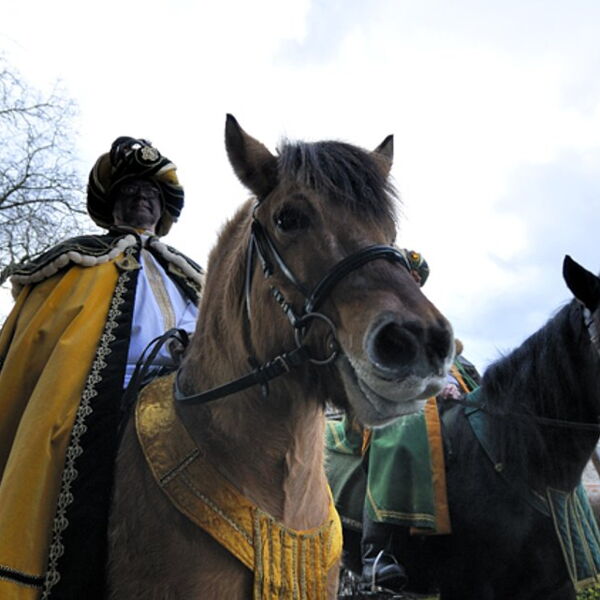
[336,256,600,600]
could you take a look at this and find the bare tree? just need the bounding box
[0,55,87,283]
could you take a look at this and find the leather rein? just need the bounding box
[174,207,411,406]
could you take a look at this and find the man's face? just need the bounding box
[112,179,162,232]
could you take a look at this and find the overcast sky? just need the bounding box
[2,0,599,373]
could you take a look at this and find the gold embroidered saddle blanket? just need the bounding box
[136,373,343,599]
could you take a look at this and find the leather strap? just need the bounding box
[305,245,409,313]
[173,345,310,405]
[176,208,411,406]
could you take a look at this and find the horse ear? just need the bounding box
[563,255,600,311]
[225,114,278,200]
[372,134,393,178]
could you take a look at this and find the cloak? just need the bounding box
[0,229,203,599]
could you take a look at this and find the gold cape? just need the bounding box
[0,261,119,599]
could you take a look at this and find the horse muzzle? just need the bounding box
[336,311,454,426]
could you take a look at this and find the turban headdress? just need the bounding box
[87,137,184,236]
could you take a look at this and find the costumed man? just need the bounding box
[326,249,480,591]
[0,137,204,600]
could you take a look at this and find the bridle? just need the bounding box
[174,203,412,406]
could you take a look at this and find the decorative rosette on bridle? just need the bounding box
[87,136,184,236]
[402,249,430,286]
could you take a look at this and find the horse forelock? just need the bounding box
[477,300,600,484]
[276,140,399,226]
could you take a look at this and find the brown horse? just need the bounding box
[107,116,455,599]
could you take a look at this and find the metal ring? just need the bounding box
[294,312,340,365]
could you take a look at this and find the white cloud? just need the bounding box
[1,0,600,373]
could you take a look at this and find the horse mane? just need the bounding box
[277,140,399,226]
[476,299,597,484]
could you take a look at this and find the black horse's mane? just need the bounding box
[277,140,399,226]
[473,299,595,482]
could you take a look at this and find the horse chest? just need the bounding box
[128,373,342,599]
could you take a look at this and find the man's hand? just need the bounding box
[437,383,462,401]
[167,337,186,365]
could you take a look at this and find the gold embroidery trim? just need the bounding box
[41,252,133,598]
[142,248,176,331]
[137,374,342,599]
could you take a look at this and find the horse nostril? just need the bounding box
[367,320,418,375]
[428,322,454,364]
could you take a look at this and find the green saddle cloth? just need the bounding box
[466,390,600,591]
[325,407,448,533]
[324,420,366,531]
[548,484,600,589]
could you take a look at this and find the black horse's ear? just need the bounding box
[563,255,600,311]
[372,134,393,178]
[225,114,278,200]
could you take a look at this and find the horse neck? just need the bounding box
[175,206,330,529]
[483,301,600,489]
[177,308,330,530]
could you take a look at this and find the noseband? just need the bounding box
[175,207,411,405]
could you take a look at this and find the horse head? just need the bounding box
[214,115,454,426]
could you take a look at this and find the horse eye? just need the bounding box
[273,207,310,232]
